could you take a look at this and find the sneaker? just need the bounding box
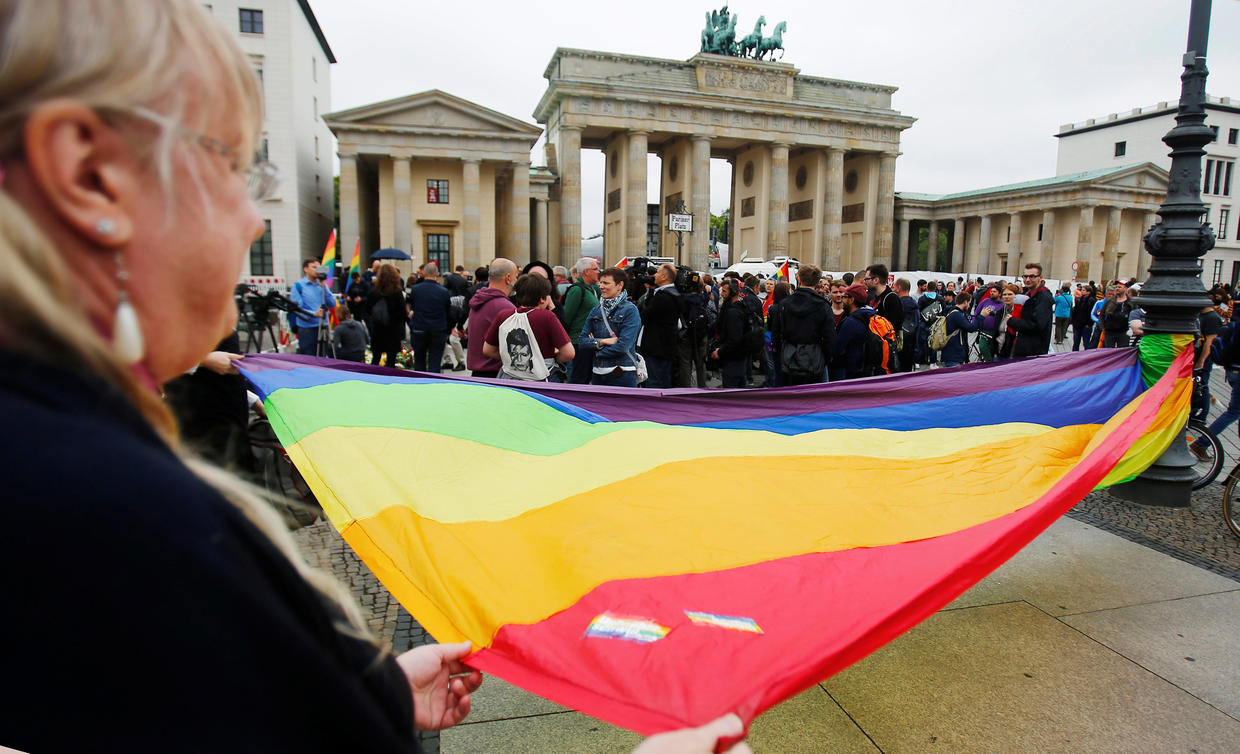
[1189,443,1211,462]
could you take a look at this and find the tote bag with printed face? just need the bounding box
[497,311,550,381]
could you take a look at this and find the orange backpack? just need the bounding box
[865,314,898,375]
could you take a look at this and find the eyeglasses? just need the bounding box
[128,106,280,201]
[1021,274,1039,279]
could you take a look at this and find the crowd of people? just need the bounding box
[326,256,1070,389]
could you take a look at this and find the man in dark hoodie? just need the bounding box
[770,265,835,386]
[1007,262,1054,357]
[711,278,749,388]
[465,258,517,378]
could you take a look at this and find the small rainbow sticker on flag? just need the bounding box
[585,613,669,644]
[685,611,764,634]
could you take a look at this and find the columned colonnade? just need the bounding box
[894,165,1168,283]
[327,91,546,273]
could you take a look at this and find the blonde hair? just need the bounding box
[0,0,373,642]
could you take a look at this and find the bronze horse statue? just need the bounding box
[739,16,765,59]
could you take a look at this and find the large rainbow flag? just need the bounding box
[238,340,1191,736]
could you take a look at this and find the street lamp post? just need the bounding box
[1112,0,1215,507]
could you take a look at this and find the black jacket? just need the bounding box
[639,286,681,361]
[770,288,835,359]
[714,298,749,361]
[0,350,418,753]
[871,286,904,331]
[1071,294,1096,328]
[1009,286,1055,357]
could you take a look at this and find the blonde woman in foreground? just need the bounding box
[0,1,748,751]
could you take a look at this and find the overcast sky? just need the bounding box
[312,0,1240,236]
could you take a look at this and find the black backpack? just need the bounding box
[741,294,766,357]
[680,292,711,342]
[1210,320,1240,368]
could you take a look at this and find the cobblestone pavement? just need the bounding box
[293,521,441,753]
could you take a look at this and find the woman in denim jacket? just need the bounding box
[577,268,642,387]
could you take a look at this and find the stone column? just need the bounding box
[768,142,790,259]
[978,214,993,276]
[338,153,361,264]
[462,159,482,270]
[1076,205,1094,282]
[625,130,649,259]
[690,135,711,271]
[533,197,549,262]
[873,152,897,268]
[508,161,531,264]
[898,218,910,270]
[1102,207,1122,283]
[824,147,844,271]
[927,220,939,271]
[1137,212,1157,281]
[392,155,412,255]
[1040,209,1056,278]
[558,126,582,263]
[1008,212,1023,275]
[727,155,738,250]
[952,218,965,273]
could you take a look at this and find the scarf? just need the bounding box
[601,290,628,320]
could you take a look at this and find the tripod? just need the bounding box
[314,312,336,358]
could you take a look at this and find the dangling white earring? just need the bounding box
[112,252,144,364]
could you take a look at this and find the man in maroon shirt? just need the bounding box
[483,274,574,381]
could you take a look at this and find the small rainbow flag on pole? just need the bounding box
[320,229,338,287]
[348,238,361,280]
[777,259,791,281]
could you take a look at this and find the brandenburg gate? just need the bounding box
[535,45,916,271]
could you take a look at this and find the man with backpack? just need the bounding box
[562,257,601,384]
[894,278,918,372]
[677,278,714,388]
[639,264,682,389]
[833,283,896,380]
[1192,303,1240,460]
[935,291,981,368]
[770,265,834,386]
[711,278,750,388]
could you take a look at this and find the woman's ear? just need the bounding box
[22,100,137,248]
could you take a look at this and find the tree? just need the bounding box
[710,209,730,244]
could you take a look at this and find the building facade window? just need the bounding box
[1210,125,1219,142]
[239,8,263,34]
[1212,258,1223,286]
[250,220,273,275]
[1037,223,1044,241]
[1232,260,1240,288]
[1220,207,1231,241]
[426,233,451,270]
[1114,141,1126,157]
[427,179,449,204]
[1204,159,1234,196]
[313,96,318,119]
[1231,128,1240,146]
[312,56,317,83]
[314,135,319,160]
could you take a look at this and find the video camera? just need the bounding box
[625,256,659,292]
[674,265,701,294]
[235,285,313,324]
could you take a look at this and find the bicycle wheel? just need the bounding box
[1221,464,1240,539]
[1185,419,1224,491]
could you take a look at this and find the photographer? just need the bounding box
[289,258,335,356]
